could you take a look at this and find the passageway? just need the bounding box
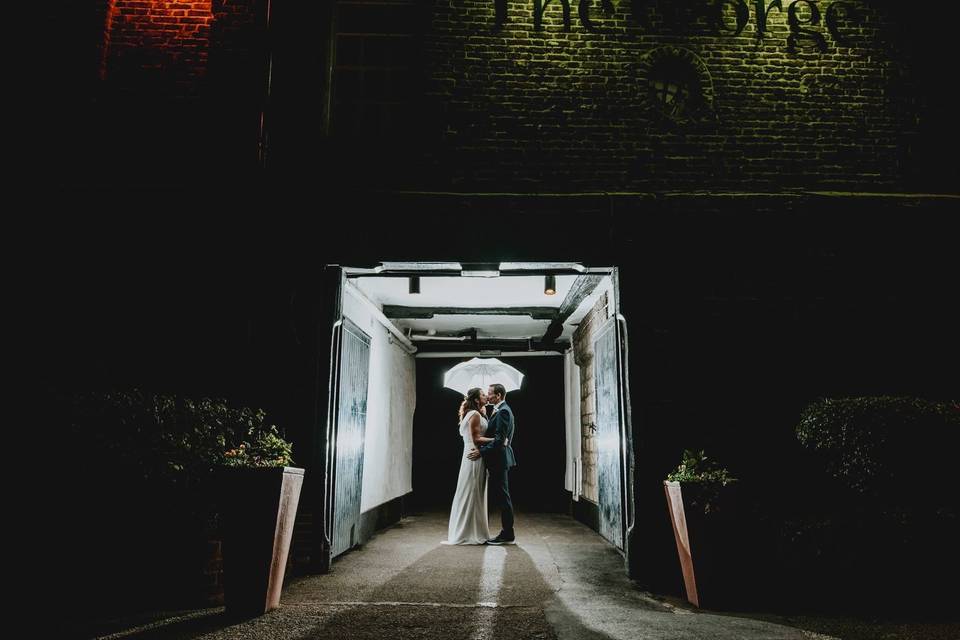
[280,513,817,639]
[94,512,824,639]
[319,262,636,570]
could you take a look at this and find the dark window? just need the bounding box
[331,0,422,139]
[651,78,691,117]
[647,59,698,120]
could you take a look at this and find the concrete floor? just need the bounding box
[86,512,837,640]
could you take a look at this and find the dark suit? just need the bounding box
[479,401,516,537]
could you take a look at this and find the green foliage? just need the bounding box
[222,428,295,468]
[666,449,737,514]
[796,396,959,497]
[666,449,737,485]
[67,389,295,487]
[784,396,960,611]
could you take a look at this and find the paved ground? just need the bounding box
[74,511,865,640]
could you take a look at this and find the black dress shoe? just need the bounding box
[486,535,516,545]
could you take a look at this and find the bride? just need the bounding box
[443,387,494,544]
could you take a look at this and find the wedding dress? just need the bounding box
[442,409,491,544]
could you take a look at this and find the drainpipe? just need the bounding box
[258,0,273,168]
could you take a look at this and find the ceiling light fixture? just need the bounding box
[544,275,557,296]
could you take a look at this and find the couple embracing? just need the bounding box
[443,383,517,545]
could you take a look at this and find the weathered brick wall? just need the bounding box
[103,1,216,95]
[97,1,119,80]
[209,0,267,91]
[86,0,265,96]
[67,1,951,189]
[68,0,268,182]
[409,0,917,191]
[572,290,611,502]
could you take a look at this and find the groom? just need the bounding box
[468,383,516,544]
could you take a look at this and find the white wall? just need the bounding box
[343,289,417,513]
[564,349,582,497]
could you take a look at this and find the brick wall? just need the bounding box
[86,0,267,97]
[209,0,268,92]
[202,538,225,605]
[97,1,119,80]
[103,0,216,95]
[64,1,953,189]
[572,290,611,502]
[324,0,921,191]
[62,0,270,183]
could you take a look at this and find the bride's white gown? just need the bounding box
[443,409,491,545]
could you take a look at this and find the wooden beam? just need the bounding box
[540,274,605,345]
[383,306,559,321]
[413,338,570,354]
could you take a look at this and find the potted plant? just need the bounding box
[663,449,738,608]
[57,389,303,618]
[56,391,303,618]
[216,413,304,618]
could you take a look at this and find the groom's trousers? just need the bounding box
[489,465,515,536]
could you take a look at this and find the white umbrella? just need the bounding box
[443,357,525,395]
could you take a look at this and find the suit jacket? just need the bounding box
[479,402,517,469]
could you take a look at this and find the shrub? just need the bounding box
[54,390,296,618]
[790,396,959,612]
[796,396,958,502]
[66,389,295,486]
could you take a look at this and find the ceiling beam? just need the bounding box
[413,338,570,354]
[540,274,605,345]
[346,268,599,278]
[384,306,559,321]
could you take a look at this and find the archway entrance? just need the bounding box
[318,262,635,574]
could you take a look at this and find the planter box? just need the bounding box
[220,466,304,617]
[664,480,742,609]
[664,481,700,606]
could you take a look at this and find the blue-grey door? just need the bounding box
[594,317,625,550]
[330,319,371,558]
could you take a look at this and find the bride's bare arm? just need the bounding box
[469,413,494,446]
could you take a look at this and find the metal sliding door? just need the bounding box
[594,317,626,550]
[330,318,372,558]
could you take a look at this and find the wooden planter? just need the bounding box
[664,480,741,609]
[220,466,304,617]
[664,481,700,606]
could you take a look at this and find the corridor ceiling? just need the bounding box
[352,272,613,346]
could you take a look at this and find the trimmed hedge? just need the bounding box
[796,396,959,503]
[783,396,960,613]
[64,389,294,483]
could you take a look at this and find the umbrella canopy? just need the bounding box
[443,357,525,395]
